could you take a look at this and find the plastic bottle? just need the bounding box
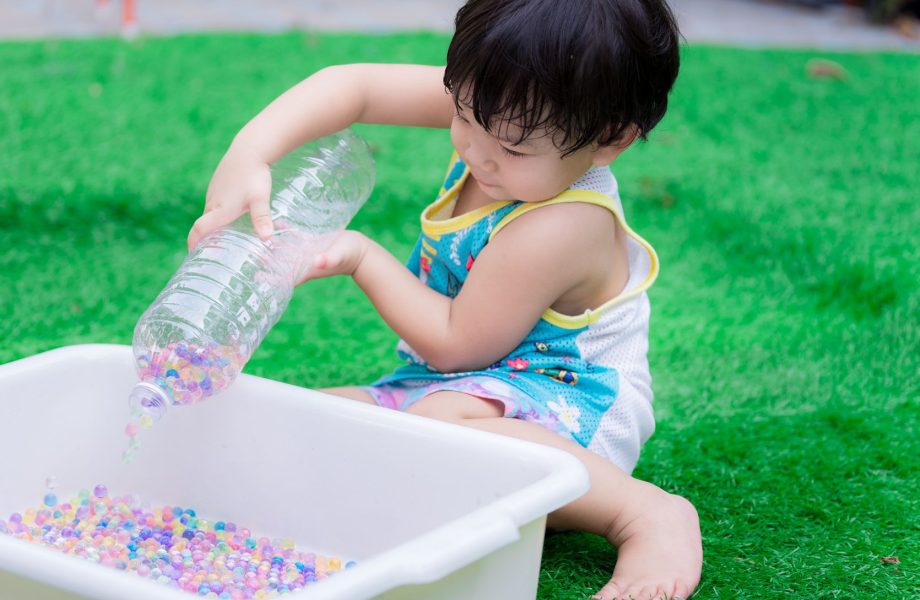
[128,129,375,422]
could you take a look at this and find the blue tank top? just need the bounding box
[375,153,659,449]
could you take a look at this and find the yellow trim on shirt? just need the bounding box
[489,190,660,330]
[421,153,513,236]
[421,238,438,256]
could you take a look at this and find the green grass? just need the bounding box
[1,32,917,598]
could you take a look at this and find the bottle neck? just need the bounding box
[128,382,170,422]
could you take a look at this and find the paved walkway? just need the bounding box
[0,0,917,51]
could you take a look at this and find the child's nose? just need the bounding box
[465,142,497,173]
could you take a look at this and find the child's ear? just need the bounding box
[591,125,639,166]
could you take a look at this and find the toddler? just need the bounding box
[190,1,703,598]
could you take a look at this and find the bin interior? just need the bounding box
[0,345,574,563]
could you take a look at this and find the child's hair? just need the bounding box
[444,0,681,156]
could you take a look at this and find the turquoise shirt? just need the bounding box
[373,153,660,448]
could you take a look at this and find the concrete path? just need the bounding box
[0,0,917,51]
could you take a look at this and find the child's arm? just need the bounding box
[307,203,613,373]
[236,64,453,163]
[189,64,453,249]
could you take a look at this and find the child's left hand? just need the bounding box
[298,230,370,285]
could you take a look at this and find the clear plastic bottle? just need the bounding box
[128,129,375,422]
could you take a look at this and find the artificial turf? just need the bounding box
[0,31,917,599]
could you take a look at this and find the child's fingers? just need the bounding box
[314,250,348,272]
[309,248,347,277]
[187,208,236,250]
[249,197,273,240]
[301,232,365,284]
[312,253,330,271]
[246,168,274,240]
[297,253,331,286]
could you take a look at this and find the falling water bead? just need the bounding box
[43,493,57,507]
[93,484,108,498]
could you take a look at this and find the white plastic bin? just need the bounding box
[0,345,589,600]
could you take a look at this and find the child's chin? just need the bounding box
[483,186,516,201]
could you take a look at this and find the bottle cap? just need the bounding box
[128,382,170,422]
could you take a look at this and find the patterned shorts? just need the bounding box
[361,375,578,443]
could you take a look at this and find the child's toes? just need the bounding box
[623,585,659,600]
[641,585,665,599]
[618,583,663,600]
[590,579,623,599]
[671,579,694,599]
[592,578,691,600]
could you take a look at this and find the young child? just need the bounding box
[189,0,702,598]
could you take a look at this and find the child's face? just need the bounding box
[450,100,625,203]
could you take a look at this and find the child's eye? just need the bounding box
[501,146,526,158]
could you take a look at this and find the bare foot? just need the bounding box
[592,481,702,600]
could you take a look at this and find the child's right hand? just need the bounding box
[187,140,274,251]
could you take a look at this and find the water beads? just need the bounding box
[135,340,247,406]
[124,341,247,462]
[1,485,352,598]
[122,403,157,463]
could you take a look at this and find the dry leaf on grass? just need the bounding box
[806,59,849,81]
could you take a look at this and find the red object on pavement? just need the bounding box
[122,0,137,29]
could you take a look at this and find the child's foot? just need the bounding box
[592,482,702,600]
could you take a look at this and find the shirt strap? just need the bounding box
[489,190,660,329]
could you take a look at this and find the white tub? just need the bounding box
[0,345,589,600]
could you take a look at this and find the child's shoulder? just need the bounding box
[508,200,618,245]
[487,198,626,317]
[490,196,619,271]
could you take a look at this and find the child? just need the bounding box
[189,0,702,598]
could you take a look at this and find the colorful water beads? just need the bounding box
[125,341,248,462]
[0,485,353,598]
[135,340,247,406]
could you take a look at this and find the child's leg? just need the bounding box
[405,391,702,600]
[320,386,702,599]
[318,385,376,404]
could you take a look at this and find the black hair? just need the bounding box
[444,0,681,156]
